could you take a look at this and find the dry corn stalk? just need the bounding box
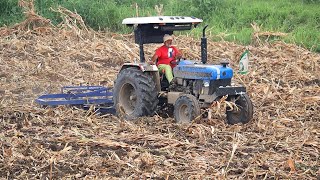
[0,4,319,179]
[209,95,238,117]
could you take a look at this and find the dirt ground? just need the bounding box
[0,5,319,179]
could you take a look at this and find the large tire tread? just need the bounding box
[114,67,159,119]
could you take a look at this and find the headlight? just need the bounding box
[203,80,210,87]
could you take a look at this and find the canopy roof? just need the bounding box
[122,16,203,25]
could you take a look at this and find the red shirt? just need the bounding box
[155,45,180,66]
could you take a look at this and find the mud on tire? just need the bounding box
[113,67,159,119]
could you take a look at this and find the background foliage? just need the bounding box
[1,0,319,52]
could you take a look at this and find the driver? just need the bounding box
[150,34,182,83]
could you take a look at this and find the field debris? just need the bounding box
[0,3,319,179]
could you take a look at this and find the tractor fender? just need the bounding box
[119,63,161,92]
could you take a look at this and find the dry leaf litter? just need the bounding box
[0,2,319,179]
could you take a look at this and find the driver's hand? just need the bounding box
[170,59,178,65]
[148,61,155,65]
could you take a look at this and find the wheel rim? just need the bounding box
[119,83,137,114]
[178,104,190,122]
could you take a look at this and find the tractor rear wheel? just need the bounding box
[174,94,200,123]
[113,67,159,119]
[226,94,253,124]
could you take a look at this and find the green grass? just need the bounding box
[1,0,319,52]
[0,0,23,26]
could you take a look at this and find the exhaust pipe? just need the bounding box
[201,25,208,64]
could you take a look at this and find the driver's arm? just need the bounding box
[176,52,182,59]
[150,54,158,65]
[174,47,182,59]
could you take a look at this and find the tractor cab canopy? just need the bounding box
[122,16,202,44]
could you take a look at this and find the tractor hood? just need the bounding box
[173,60,233,80]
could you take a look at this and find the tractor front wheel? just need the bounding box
[174,94,200,123]
[113,67,159,119]
[226,94,253,124]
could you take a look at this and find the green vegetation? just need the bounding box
[1,0,319,52]
[0,0,24,26]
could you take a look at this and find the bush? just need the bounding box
[0,0,319,52]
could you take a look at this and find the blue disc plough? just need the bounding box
[35,86,115,113]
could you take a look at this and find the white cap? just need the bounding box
[163,34,173,42]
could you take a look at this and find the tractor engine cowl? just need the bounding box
[173,60,233,80]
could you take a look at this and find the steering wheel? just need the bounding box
[170,58,184,66]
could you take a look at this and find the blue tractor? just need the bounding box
[113,16,253,124]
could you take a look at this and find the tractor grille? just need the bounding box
[209,79,231,94]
